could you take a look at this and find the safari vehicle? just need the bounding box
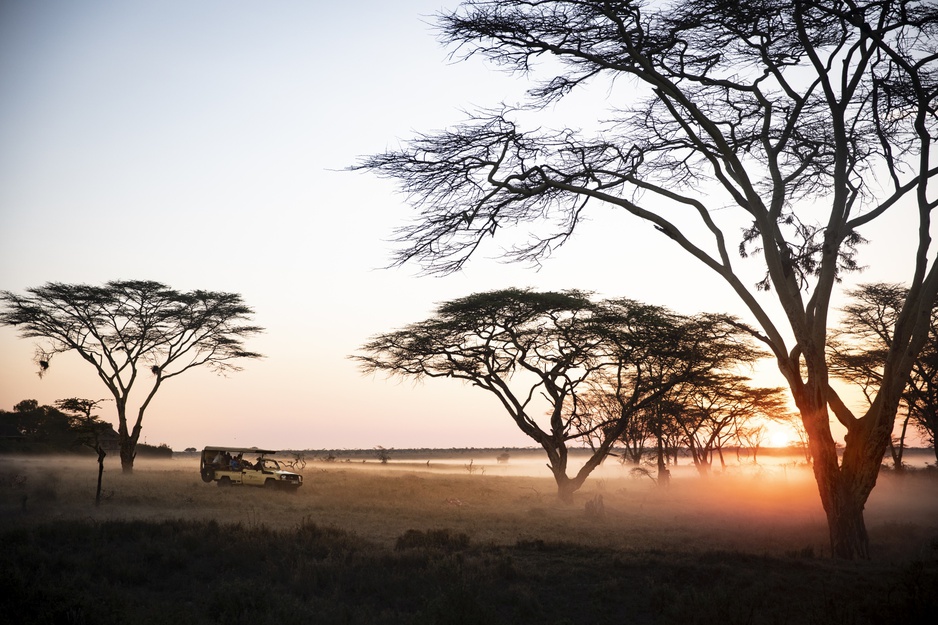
[199,446,303,490]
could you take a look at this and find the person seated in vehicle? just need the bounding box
[212,450,226,468]
[230,455,241,471]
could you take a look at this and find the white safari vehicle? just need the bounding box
[199,446,303,491]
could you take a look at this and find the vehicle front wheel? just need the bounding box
[264,478,277,490]
[218,476,232,487]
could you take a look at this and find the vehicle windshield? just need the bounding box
[258,458,280,471]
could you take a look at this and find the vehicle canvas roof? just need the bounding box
[202,446,278,455]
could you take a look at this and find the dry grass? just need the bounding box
[2,454,938,624]
[2,454,936,560]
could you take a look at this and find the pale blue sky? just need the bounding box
[0,1,922,450]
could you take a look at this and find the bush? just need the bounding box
[135,443,173,458]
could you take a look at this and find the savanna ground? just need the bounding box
[2,452,937,624]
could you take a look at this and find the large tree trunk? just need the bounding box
[811,450,872,560]
[826,491,870,559]
[117,416,139,474]
[543,436,615,504]
[555,475,578,504]
[803,396,891,560]
[114,400,137,474]
[119,443,135,474]
[541,439,575,503]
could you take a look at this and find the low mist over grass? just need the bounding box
[2,454,937,624]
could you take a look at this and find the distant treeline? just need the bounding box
[0,399,172,458]
[268,446,812,462]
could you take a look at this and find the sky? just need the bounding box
[0,0,927,451]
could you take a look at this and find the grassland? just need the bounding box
[1,454,937,624]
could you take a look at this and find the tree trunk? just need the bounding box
[540,439,575,503]
[892,412,910,472]
[115,401,137,474]
[119,425,140,474]
[805,402,886,560]
[95,447,106,506]
[555,477,577,504]
[814,442,873,559]
[826,496,869,560]
[119,437,138,473]
[656,433,670,488]
[692,446,710,478]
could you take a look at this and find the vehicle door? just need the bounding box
[241,457,266,486]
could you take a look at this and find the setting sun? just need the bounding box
[763,421,797,448]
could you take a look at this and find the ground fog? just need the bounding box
[2,451,936,560]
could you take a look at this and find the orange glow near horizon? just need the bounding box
[764,424,797,448]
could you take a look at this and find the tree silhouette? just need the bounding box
[357,0,938,559]
[356,288,758,501]
[831,283,938,465]
[0,280,263,472]
[55,398,112,505]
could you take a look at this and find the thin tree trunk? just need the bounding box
[893,412,910,472]
[95,447,106,506]
[656,430,670,488]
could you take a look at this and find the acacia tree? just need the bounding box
[355,289,747,502]
[670,374,788,476]
[356,1,938,558]
[55,398,112,505]
[907,333,938,463]
[574,375,655,465]
[357,289,601,501]
[572,315,766,479]
[830,283,938,465]
[0,280,263,473]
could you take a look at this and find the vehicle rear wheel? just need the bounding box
[218,476,232,487]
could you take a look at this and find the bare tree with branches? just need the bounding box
[55,398,112,505]
[355,289,753,501]
[830,283,938,466]
[1,280,264,473]
[356,0,938,559]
